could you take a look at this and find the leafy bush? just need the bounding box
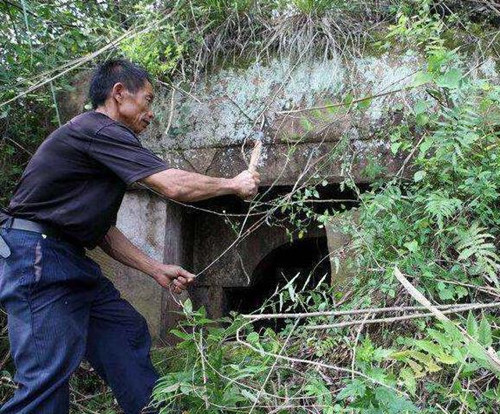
[149,2,500,413]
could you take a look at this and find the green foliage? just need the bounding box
[288,0,334,15]
[337,382,419,414]
[326,3,500,410]
[454,224,500,285]
[385,0,445,55]
[121,25,184,77]
[0,0,141,204]
[2,1,500,413]
[151,303,282,413]
[189,0,253,23]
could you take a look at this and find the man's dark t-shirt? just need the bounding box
[1,111,168,248]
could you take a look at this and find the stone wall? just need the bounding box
[76,51,498,341]
[87,192,167,340]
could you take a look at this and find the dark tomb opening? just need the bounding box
[225,234,330,331]
[189,182,366,329]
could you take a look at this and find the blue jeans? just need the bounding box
[0,228,159,414]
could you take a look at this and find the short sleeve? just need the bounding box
[89,123,168,185]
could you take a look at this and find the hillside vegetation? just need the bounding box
[1,1,499,413]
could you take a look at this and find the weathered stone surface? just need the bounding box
[87,191,166,341]
[160,201,194,344]
[325,210,360,290]
[142,51,498,187]
[146,53,426,151]
[76,50,498,336]
[142,52,427,186]
[162,139,404,186]
[192,211,325,288]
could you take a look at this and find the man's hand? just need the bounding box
[153,264,195,294]
[231,170,261,199]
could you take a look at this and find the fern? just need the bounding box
[386,1,445,57]
[432,105,481,167]
[423,192,462,230]
[454,222,500,285]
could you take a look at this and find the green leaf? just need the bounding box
[247,332,259,344]
[404,240,419,253]
[400,368,416,395]
[436,69,462,89]
[419,137,433,156]
[442,320,463,342]
[437,354,458,365]
[414,340,442,357]
[416,113,429,126]
[183,299,193,314]
[390,350,411,361]
[300,118,314,132]
[466,311,478,338]
[414,170,426,182]
[478,316,493,347]
[374,387,418,412]
[467,341,488,363]
[343,93,354,107]
[411,351,441,372]
[357,98,372,110]
[336,379,366,401]
[391,141,402,155]
[170,329,193,340]
[412,71,434,87]
[427,328,451,348]
[414,99,429,115]
[437,282,455,301]
[408,360,424,377]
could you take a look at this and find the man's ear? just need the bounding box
[111,82,126,103]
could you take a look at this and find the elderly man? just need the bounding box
[0,59,260,414]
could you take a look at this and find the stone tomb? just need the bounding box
[84,51,497,341]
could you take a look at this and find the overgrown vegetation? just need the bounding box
[1,0,500,413]
[148,2,500,413]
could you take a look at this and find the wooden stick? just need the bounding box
[242,303,487,320]
[248,140,262,173]
[394,266,500,374]
[305,302,500,330]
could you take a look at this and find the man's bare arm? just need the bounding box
[141,169,260,202]
[98,226,194,293]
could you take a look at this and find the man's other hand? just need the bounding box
[232,170,261,199]
[153,264,195,294]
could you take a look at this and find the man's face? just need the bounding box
[117,81,155,134]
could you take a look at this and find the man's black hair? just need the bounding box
[89,59,152,109]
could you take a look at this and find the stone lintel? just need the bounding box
[164,139,404,186]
